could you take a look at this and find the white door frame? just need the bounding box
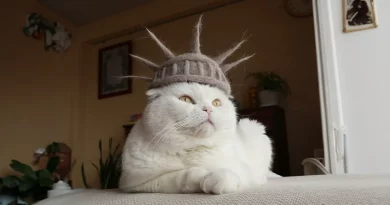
[312,0,347,174]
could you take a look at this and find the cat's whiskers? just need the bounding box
[154,116,199,147]
[147,116,196,150]
[147,114,193,146]
[147,120,181,149]
[151,122,183,150]
[151,116,197,149]
[152,115,201,150]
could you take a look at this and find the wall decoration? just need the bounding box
[98,41,132,99]
[343,0,378,33]
[23,13,72,52]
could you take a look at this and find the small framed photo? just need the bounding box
[343,0,378,33]
[98,41,132,99]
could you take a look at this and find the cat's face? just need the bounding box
[142,83,237,146]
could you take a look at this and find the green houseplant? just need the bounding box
[0,142,61,204]
[81,138,122,189]
[246,71,291,107]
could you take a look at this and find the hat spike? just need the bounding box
[146,28,175,58]
[130,54,159,71]
[214,39,246,64]
[191,15,203,54]
[118,75,153,82]
[221,54,255,73]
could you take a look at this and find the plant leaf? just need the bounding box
[38,169,54,187]
[46,144,52,154]
[98,139,104,189]
[104,152,111,170]
[46,156,60,173]
[0,178,3,190]
[91,161,102,187]
[18,178,35,192]
[46,142,61,154]
[86,138,123,189]
[112,144,120,157]
[245,71,291,95]
[99,139,102,160]
[52,142,61,153]
[10,160,36,180]
[109,138,112,155]
[91,162,100,177]
[2,176,20,188]
[81,163,90,188]
[104,172,111,189]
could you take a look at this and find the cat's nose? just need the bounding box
[202,107,212,115]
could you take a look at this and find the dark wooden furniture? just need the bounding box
[239,106,290,176]
[122,106,290,176]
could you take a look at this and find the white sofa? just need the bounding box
[34,174,390,205]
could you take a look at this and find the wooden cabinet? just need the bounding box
[239,106,290,176]
[122,106,290,176]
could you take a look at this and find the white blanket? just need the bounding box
[34,174,390,205]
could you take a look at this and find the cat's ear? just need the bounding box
[146,88,158,96]
[146,89,160,101]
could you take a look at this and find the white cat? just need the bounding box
[119,83,274,194]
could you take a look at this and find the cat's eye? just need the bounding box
[212,99,222,107]
[179,95,194,104]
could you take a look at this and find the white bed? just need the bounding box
[34,174,390,205]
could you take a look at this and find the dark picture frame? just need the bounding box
[98,41,133,99]
[343,0,378,33]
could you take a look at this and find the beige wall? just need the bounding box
[78,0,235,43]
[0,1,80,175]
[1,0,322,188]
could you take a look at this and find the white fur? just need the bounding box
[119,83,274,195]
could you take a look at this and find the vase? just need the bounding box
[258,90,281,107]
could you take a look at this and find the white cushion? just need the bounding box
[34,174,390,205]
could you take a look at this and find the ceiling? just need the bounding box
[38,0,153,26]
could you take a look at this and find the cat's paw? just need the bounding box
[200,169,241,195]
[178,167,209,193]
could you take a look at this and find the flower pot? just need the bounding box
[258,90,281,107]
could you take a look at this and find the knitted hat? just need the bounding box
[123,15,254,95]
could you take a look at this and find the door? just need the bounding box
[314,0,390,175]
[312,0,346,174]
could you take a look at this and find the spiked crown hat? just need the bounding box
[124,15,254,95]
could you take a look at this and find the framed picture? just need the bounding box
[98,41,132,99]
[343,0,378,33]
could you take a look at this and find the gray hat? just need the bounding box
[123,15,254,95]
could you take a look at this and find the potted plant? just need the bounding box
[0,142,65,204]
[0,143,61,204]
[246,71,291,107]
[81,137,122,189]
